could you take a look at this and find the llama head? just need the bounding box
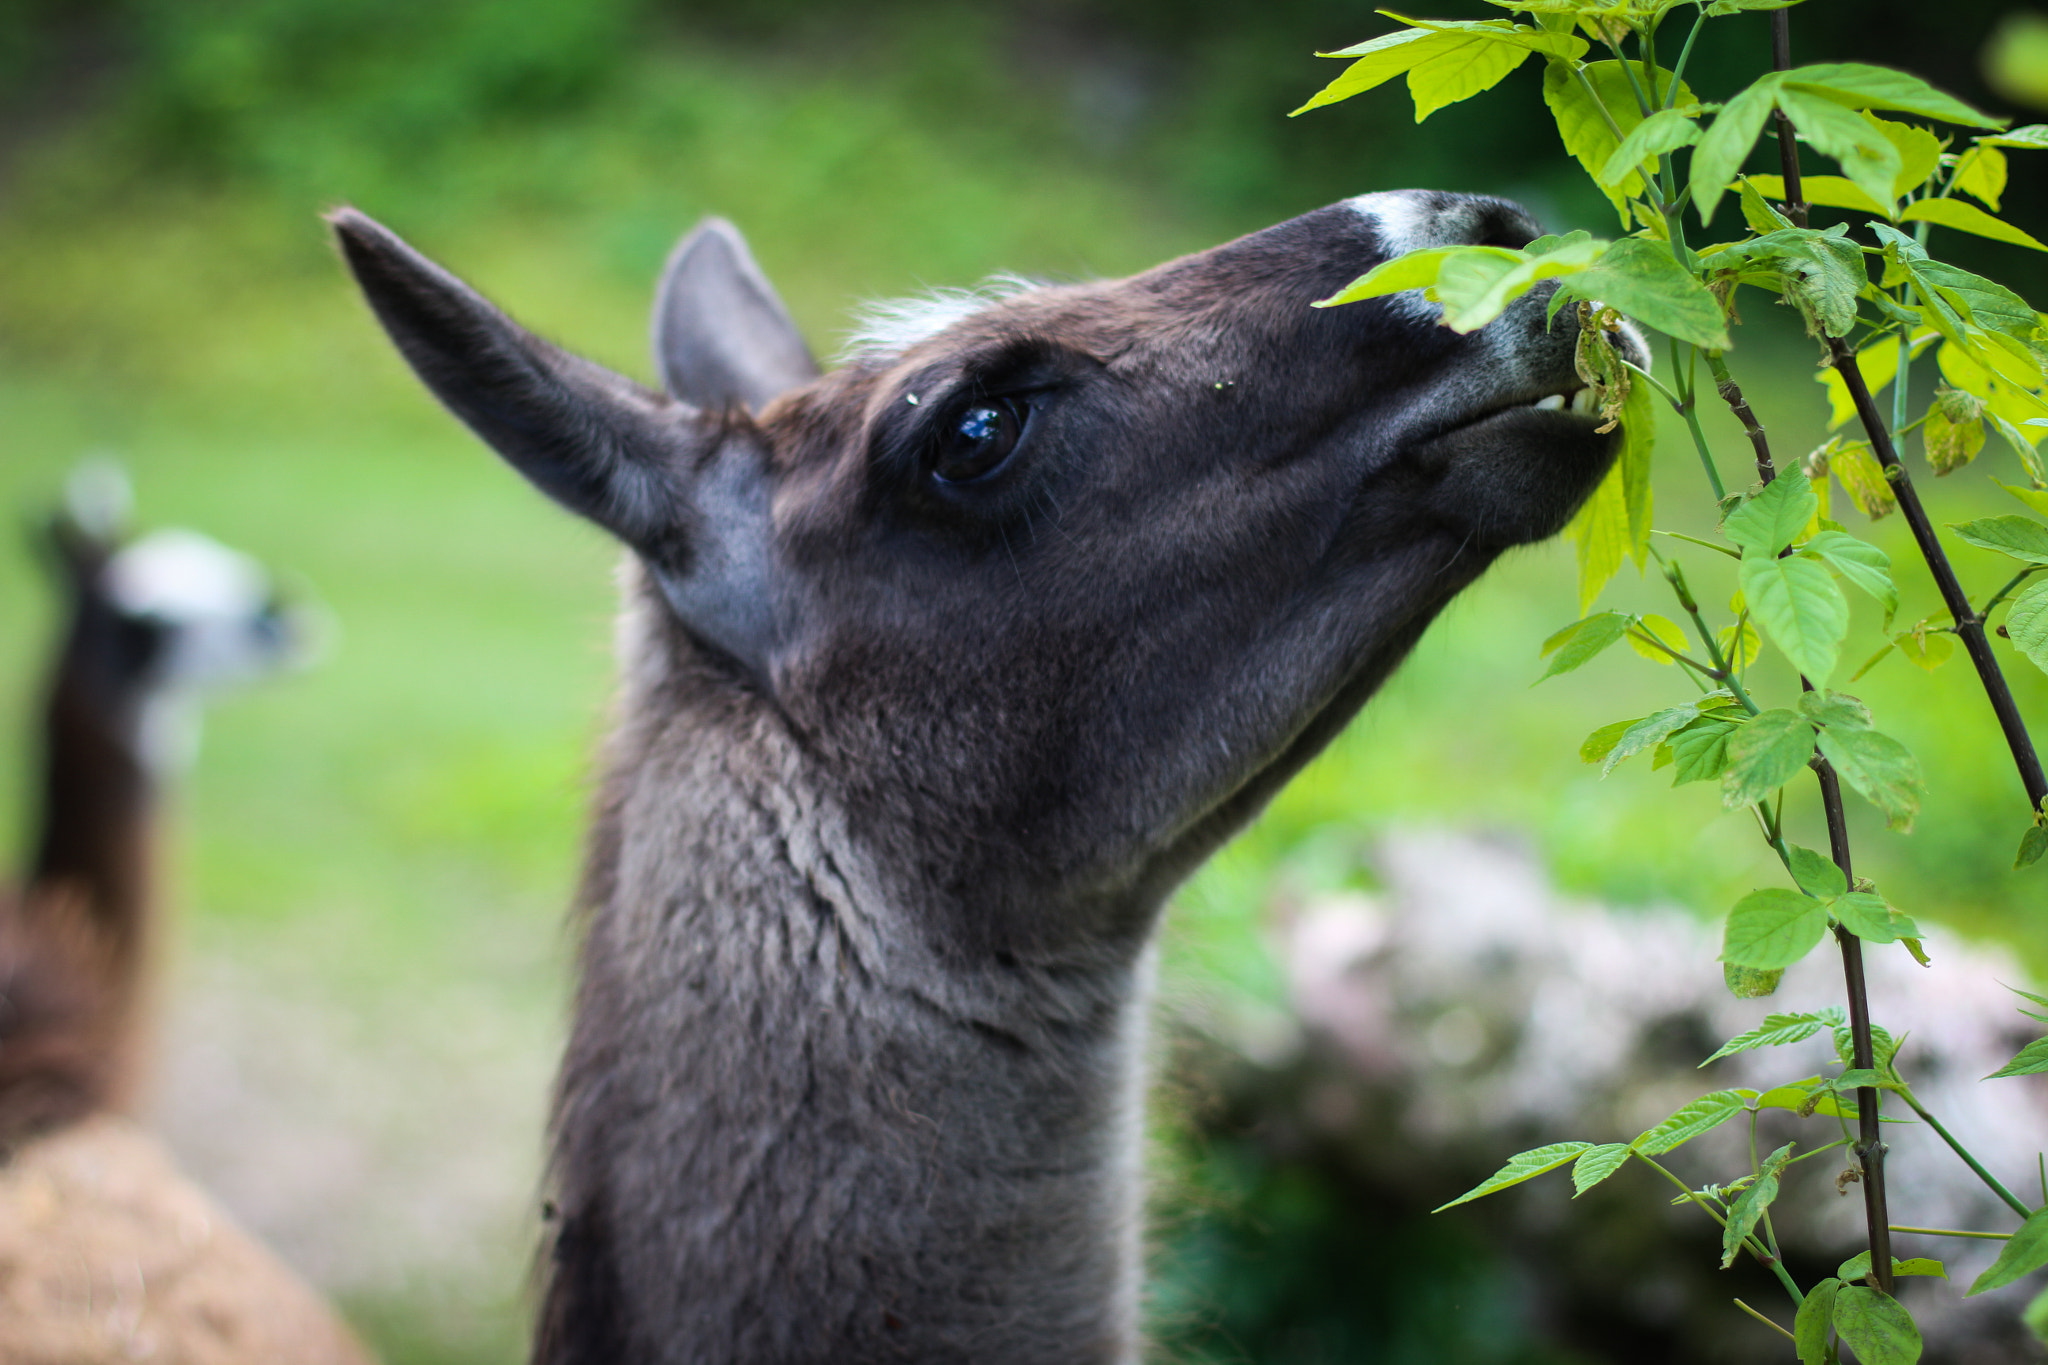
[332,197,1641,957]
[41,465,320,775]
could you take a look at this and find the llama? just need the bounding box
[0,473,365,1363]
[328,189,1644,1364]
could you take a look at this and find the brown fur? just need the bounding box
[0,506,368,1364]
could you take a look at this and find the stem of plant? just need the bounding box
[1827,351,2048,810]
[1766,6,1896,1296]
[1640,1154,1806,1307]
[1734,1298,1798,1344]
[1890,1225,2014,1241]
[1983,566,2043,618]
[1895,1085,2036,1219]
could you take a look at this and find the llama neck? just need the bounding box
[540,716,1157,1365]
[27,603,155,947]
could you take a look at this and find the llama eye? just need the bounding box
[932,398,1027,484]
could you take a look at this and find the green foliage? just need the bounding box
[1834,1285,1924,1364]
[1719,1141,1792,1268]
[1570,1142,1634,1195]
[1286,1,2048,1354]
[1966,1208,2048,1296]
[1700,1007,1843,1065]
[1720,709,1815,808]
[1434,1142,1593,1211]
[1633,1090,1746,1155]
[1794,1278,1839,1365]
[1721,887,1828,969]
[1536,610,1632,680]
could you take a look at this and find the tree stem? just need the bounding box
[1704,352,1774,484]
[1827,349,2048,809]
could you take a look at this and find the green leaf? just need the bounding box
[1717,619,1763,672]
[1722,708,1818,808]
[1711,224,1869,339]
[1538,610,1631,681]
[1925,391,1988,476]
[1890,626,1957,674]
[1835,1022,1903,1070]
[1796,1278,1841,1365]
[1618,379,1656,565]
[1997,481,2048,519]
[2020,822,2048,870]
[1874,224,2048,354]
[1722,1141,1795,1267]
[1571,1142,1633,1196]
[1671,715,1742,786]
[1785,62,2005,128]
[1599,106,1703,186]
[1739,176,1798,233]
[1869,114,1944,198]
[1817,725,1926,830]
[2024,1284,2048,1344]
[1834,890,1910,943]
[1723,963,1785,999]
[1723,888,1831,970]
[1802,530,1898,620]
[1797,688,1873,730]
[1314,245,1472,308]
[1832,437,1900,520]
[1628,612,1690,664]
[1901,198,2048,253]
[1834,1286,1923,1365]
[1951,515,2048,564]
[1776,85,1904,215]
[1633,1089,1747,1155]
[1406,32,1531,123]
[2005,578,2048,674]
[1787,843,1850,899]
[1564,458,1629,614]
[1981,123,2048,149]
[1988,1036,2048,1079]
[1295,22,1583,117]
[1845,1256,1946,1281]
[1701,1007,1843,1066]
[1385,234,1608,333]
[1758,1076,1860,1120]
[1967,1207,2048,1295]
[1725,474,1820,555]
[1604,703,1708,777]
[1742,549,1851,682]
[1579,717,1639,764]
[1434,1141,1592,1211]
[1747,171,1890,215]
[1541,60,1697,223]
[1693,76,1781,226]
[1925,389,1988,475]
[1954,145,2009,211]
[1556,237,1731,349]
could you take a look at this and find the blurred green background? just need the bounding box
[2,2,2045,1360]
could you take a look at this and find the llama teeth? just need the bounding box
[1570,387,1599,415]
[1534,393,1566,411]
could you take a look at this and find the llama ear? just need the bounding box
[329,208,776,673]
[652,218,819,411]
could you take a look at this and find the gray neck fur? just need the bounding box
[542,586,1154,1364]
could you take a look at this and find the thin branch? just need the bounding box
[1983,565,2045,619]
[1734,1298,1798,1344]
[1638,1155,1807,1307]
[1827,348,2048,810]
[1705,351,1775,484]
[1890,1225,2014,1241]
[1895,1084,2037,1219]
